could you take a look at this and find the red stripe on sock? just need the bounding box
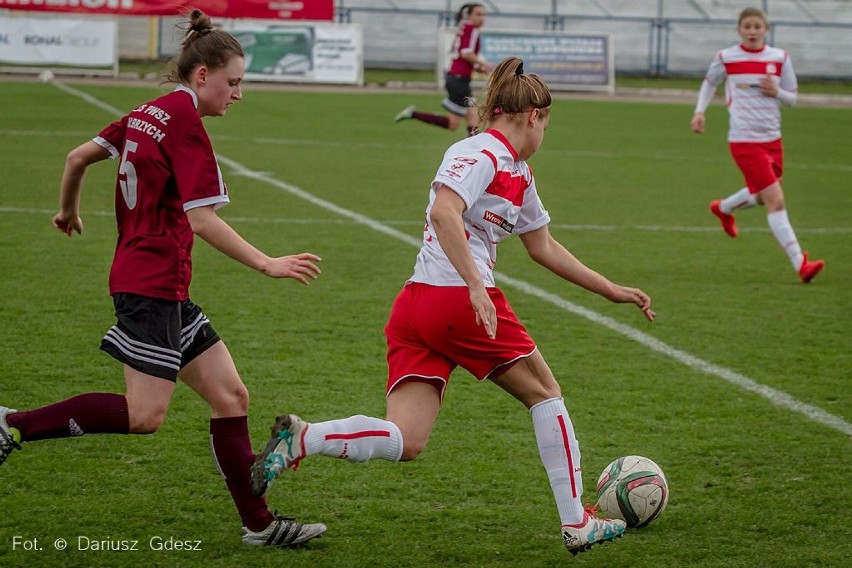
[325,430,390,441]
[557,415,578,499]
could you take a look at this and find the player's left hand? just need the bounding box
[613,286,656,322]
[262,253,322,284]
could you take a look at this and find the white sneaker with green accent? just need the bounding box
[241,513,326,548]
[561,507,626,555]
[0,406,21,466]
[394,105,416,122]
[251,414,309,497]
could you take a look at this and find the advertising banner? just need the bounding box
[0,15,116,66]
[226,21,361,85]
[0,1,334,20]
[439,29,614,93]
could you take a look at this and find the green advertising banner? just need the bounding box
[226,22,362,85]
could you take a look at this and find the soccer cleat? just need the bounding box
[561,506,626,555]
[0,407,22,467]
[241,512,326,548]
[394,105,416,122]
[710,200,738,237]
[251,414,309,497]
[798,252,825,283]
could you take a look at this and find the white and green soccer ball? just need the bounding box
[595,455,669,528]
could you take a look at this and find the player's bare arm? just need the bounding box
[429,185,497,339]
[53,141,111,236]
[519,226,655,321]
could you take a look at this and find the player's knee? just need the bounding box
[129,407,168,434]
[399,427,429,461]
[399,443,424,462]
[211,383,249,415]
[231,384,250,414]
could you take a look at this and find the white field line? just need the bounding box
[48,81,852,437]
[3,207,849,235]
[4,128,852,173]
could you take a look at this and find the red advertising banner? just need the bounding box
[0,1,334,21]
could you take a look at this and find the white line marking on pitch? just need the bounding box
[3,207,849,235]
[51,81,852,437]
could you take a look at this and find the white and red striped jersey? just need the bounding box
[702,44,798,142]
[410,129,551,287]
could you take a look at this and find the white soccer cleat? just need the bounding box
[0,406,21,467]
[394,105,416,122]
[241,513,326,548]
[251,414,309,497]
[561,507,626,555]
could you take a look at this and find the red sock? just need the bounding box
[210,416,275,532]
[7,393,129,441]
[412,111,450,129]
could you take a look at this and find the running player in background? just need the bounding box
[253,56,656,556]
[690,7,824,283]
[0,10,325,548]
[394,3,494,136]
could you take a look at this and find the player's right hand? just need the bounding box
[52,212,83,236]
[469,286,497,339]
[690,113,705,134]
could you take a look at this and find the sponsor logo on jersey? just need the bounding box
[442,156,477,181]
[483,210,514,233]
[766,63,777,75]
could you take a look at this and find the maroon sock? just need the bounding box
[7,393,129,441]
[412,111,450,129]
[210,416,275,532]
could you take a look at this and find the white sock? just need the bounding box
[304,415,403,462]
[531,397,585,526]
[767,210,804,270]
[720,187,758,214]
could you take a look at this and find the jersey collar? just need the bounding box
[485,128,519,160]
[174,84,199,109]
[739,44,766,54]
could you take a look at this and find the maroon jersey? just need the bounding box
[93,86,229,301]
[448,21,481,77]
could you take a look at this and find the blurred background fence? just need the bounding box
[335,0,852,78]
[3,0,851,79]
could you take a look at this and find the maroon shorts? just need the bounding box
[384,282,536,399]
[729,139,783,194]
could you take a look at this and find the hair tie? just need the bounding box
[515,61,524,76]
[492,108,502,116]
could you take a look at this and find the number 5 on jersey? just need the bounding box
[119,140,138,210]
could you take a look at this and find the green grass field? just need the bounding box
[0,77,850,568]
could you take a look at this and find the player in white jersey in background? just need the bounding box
[691,7,824,283]
[251,56,657,556]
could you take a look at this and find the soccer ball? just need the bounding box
[595,455,669,528]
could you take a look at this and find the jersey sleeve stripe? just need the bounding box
[92,136,119,159]
[183,195,231,212]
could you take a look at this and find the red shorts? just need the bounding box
[384,282,536,399]
[729,139,784,194]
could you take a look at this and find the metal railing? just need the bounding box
[334,1,852,78]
